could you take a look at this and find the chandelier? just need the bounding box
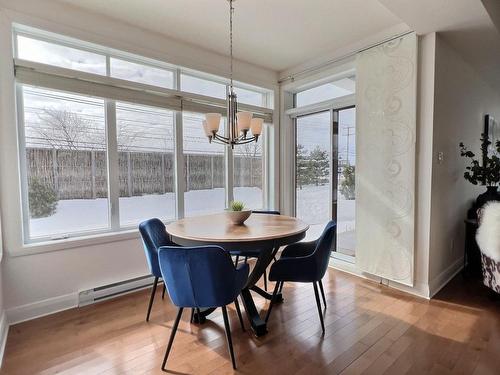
[202,0,262,148]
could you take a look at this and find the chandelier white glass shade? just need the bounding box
[203,0,261,148]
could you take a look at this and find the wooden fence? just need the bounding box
[26,148,262,199]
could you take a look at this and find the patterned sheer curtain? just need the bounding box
[355,33,417,286]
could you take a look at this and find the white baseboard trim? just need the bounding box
[428,257,464,298]
[6,293,78,325]
[0,311,8,368]
[6,275,157,326]
[329,257,431,299]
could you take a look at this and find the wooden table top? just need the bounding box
[166,213,309,243]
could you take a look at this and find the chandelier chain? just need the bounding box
[229,0,234,90]
[203,0,261,148]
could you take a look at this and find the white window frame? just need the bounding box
[280,61,356,262]
[279,60,354,215]
[14,27,274,245]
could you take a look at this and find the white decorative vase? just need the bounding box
[225,210,251,225]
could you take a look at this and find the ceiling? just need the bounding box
[58,0,403,72]
[378,0,500,93]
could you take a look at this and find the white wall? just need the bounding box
[428,34,500,293]
[0,1,279,324]
[0,267,7,365]
[278,23,410,82]
[3,238,149,323]
[406,32,436,297]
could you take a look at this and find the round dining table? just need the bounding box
[166,212,309,336]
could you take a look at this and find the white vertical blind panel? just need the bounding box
[355,33,417,287]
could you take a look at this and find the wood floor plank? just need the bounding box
[1,269,499,375]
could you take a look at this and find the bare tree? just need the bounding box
[34,108,144,151]
[34,108,101,150]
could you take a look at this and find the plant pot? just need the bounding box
[225,210,251,225]
[476,186,500,209]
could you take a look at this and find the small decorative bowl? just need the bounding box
[225,210,252,225]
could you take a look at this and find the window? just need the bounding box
[233,133,264,209]
[294,108,356,257]
[110,58,174,88]
[17,35,107,75]
[183,112,226,216]
[295,111,331,241]
[180,74,226,99]
[116,103,176,226]
[295,77,355,107]
[337,107,356,256]
[14,27,273,243]
[180,73,271,107]
[22,86,109,239]
[234,86,266,107]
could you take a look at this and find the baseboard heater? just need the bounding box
[78,275,161,306]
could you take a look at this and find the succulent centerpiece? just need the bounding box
[225,201,251,225]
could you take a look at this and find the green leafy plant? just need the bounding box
[459,133,500,186]
[309,146,330,186]
[296,144,310,189]
[340,164,356,200]
[229,201,245,211]
[29,178,58,218]
[296,144,330,188]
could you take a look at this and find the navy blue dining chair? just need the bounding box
[139,218,177,322]
[229,210,280,291]
[158,245,249,370]
[266,221,336,334]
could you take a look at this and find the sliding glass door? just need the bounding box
[337,107,356,257]
[295,107,356,259]
[296,111,332,241]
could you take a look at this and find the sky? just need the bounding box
[297,108,356,165]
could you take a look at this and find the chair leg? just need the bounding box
[234,297,245,332]
[234,255,239,266]
[146,277,159,322]
[313,282,325,335]
[265,281,281,323]
[278,281,284,294]
[318,279,327,308]
[221,306,237,370]
[161,307,183,371]
[263,269,268,291]
[162,283,166,300]
[190,308,195,323]
[192,308,201,323]
[244,256,248,264]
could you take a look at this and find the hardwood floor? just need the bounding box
[2,268,500,375]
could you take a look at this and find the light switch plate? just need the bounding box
[437,152,444,163]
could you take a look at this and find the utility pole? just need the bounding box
[341,126,355,165]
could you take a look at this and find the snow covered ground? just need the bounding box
[29,187,263,238]
[30,185,355,257]
[297,184,355,256]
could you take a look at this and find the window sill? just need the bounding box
[11,229,141,257]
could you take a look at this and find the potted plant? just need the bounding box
[225,201,251,225]
[459,133,500,208]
